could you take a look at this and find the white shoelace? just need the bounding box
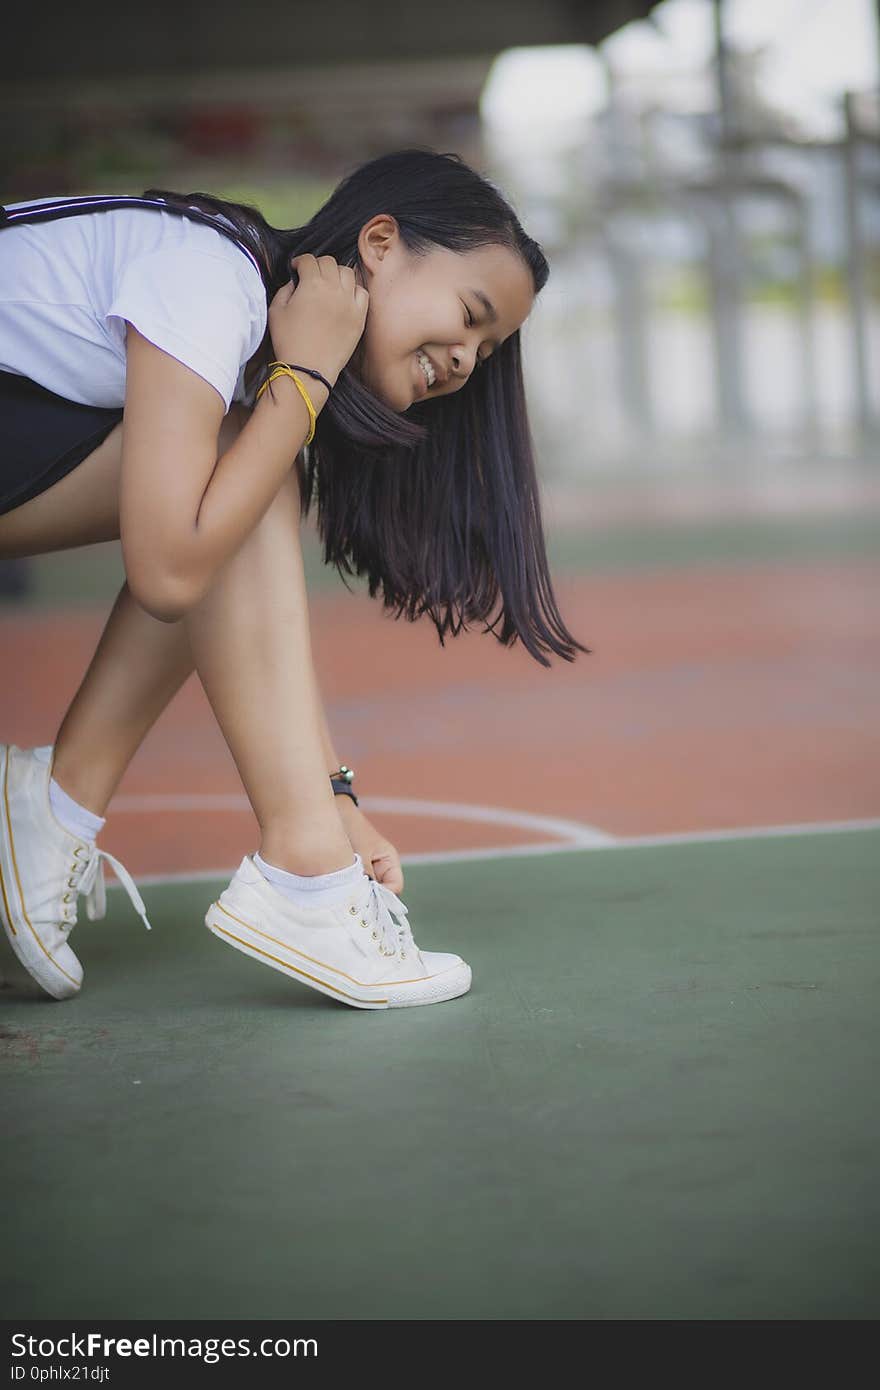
[354,877,416,958]
[68,843,152,933]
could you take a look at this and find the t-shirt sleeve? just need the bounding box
[107,246,266,411]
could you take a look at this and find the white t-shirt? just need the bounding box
[0,197,269,413]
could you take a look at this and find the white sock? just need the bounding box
[253,851,365,909]
[34,745,106,842]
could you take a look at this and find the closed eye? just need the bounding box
[464,304,491,366]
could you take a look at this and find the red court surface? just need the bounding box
[2,558,877,878]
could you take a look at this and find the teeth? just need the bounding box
[416,349,436,387]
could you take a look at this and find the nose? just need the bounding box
[450,345,476,382]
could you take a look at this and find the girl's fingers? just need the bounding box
[289,253,320,284]
[291,253,359,292]
[294,254,341,279]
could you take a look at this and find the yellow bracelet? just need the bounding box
[255,367,316,445]
[255,366,317,446]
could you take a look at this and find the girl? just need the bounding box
[0,148,588,1011]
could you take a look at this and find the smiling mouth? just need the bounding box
[416,348,439,389]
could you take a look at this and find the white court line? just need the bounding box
[111,793,615,847]
[591,818,880,848]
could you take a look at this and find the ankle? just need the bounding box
[253,850,363,909]
[258,832,356,879]
[33,747,106,840]
[49,750,113,820]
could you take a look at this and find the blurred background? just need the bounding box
[1,0,878,600]
[3,4,879,1325]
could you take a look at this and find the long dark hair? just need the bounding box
[144,148,589,666]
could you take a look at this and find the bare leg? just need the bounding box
[52,474,351,875]
[183,469,353,876]
[51,585,193,816]
[7,407,234,815]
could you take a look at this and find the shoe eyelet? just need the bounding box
[63,893,71,903]
[348,905,358,916]
[400,951,406,959]
[371,931,378,940]
[360,919,369,928]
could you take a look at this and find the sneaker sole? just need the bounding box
[0,745,81,1001]
[205,900,472,1010]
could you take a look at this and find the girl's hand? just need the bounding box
[336,798,404,895]
[268,254,369,386]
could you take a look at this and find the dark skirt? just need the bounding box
[0,369,123,516]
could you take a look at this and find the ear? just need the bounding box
[358,215,399,272]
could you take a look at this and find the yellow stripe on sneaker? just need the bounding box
[0,750,17,935]
[0,847,16,937]
[214,900,427,987]
[0,750,17,934]
[2,748,79,989]
[210,920,388,1005]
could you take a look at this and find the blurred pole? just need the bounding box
[602,55,654,453]
[605,224,654,449]
[713,0,735,138]
[709,0,749,443]
[841,90,874,447]
[792,195,820,447]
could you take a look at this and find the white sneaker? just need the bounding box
[0,743,153,1000]
[205,854,472,1009]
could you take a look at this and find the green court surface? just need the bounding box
[2,828,878,1321]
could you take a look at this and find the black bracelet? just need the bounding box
[331,778,359,807]
[285,364,334,395]
[330,764,357,806]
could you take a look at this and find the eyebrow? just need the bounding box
[469,288,501,349]
[471,289,498,322]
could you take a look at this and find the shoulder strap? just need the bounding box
[0,194,266,285]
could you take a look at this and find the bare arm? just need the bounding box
[120,253,368,623]
[314,667,343,775]
[120,325,327,621]
[312,657,403,890]
[295,549,401,886]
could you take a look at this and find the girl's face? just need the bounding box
[350,216,535,412]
